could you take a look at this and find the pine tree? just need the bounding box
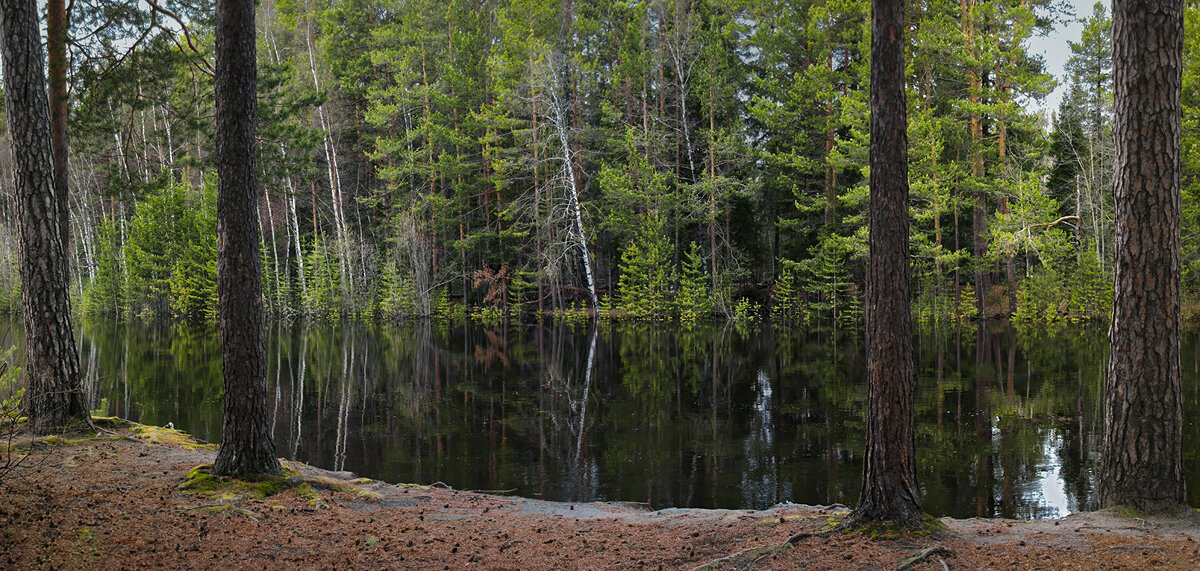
[1101,0,1185,513]
[211,0,282,478]
[0,0,87,433]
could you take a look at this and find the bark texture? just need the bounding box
[47,0,69,244]
[852,0,921,525]
[0,0,86,433]
[1100,0,1185,513]
[211,0,281,477]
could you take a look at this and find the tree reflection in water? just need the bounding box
[52,317,1200,517]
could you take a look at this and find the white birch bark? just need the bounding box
[546,70,598,311]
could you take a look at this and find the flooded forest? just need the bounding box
[2,0,1200,519]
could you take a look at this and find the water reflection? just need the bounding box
[39,318,1200,518]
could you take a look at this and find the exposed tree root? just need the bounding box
[690,508,953,571]
[179,494,262,521]
[86,417,145,444]
[469,488,518,495]
[688,526,841,570]
[894,546,956,570]
[687,542,788,571]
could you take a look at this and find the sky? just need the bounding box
[1026,0,1111,116]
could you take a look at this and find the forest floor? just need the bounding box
[3,421,1200,570]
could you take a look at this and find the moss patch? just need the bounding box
[131,424,217,450]
[178,464,381,510]
[88,416,129,429]
[287,475,357,494]
[1103,506,1143,519]
[844,514,948,540]
[5,433,91,453]
[179,464,303,500]
[293,483,330,509]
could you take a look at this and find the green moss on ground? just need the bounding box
[844,514,949,540]
[130,424,217,450]
[179,464,304,500]
[179,463,382,510]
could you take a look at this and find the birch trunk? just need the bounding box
[547,73,599,311]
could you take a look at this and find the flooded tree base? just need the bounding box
[3,422,1200,569]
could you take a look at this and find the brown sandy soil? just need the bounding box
[3,422,1200,570]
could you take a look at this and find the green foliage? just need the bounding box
[303,237,343,321]
[124,177,218,323]
[953,286,980,321]
[1013,269,1064,325]
[431,287,461,322]
[799,235,861,329]
[1066,248,1112,323]
[378,258,417,320]
[1012,247,1111,325]
[772,259,806,322]
[733,297,760,324]
[1183,2,1200,298]
[0,350,21,422]
[675,243,712,324]
[21,0,1154,326]
[83,219,127,318]
[617,214,673,320]
[169,242,218,324]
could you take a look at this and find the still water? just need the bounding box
[28,318,1200,518]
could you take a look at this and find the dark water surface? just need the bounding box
[31,318,1200,518]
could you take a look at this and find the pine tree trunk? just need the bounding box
[853,0,921,526]
[963,0,988,316]
[0,0,86,434]
[47,0,69,245]
[212,0,282,477]
[1100,0,1184,513]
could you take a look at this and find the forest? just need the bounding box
[0,0,1197,559]
[0,0,1188,326]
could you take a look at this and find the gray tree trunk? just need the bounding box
[0,0,86,434]
[211,0,282,477]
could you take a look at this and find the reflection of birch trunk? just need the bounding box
[545,66,599,311]
[573,324,597,466]
[122,327,129,418]
[293,331,307,458]
[271,324,282,438]
[334,331,354,472]
[82,339,98,407]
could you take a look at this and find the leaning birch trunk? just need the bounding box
[547,76,599,311]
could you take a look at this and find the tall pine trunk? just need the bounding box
[0,0,86,433]
[211,0,282,477]
[47,0,69,244]
[853,0,921,525]
[1101,0,1184,513]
